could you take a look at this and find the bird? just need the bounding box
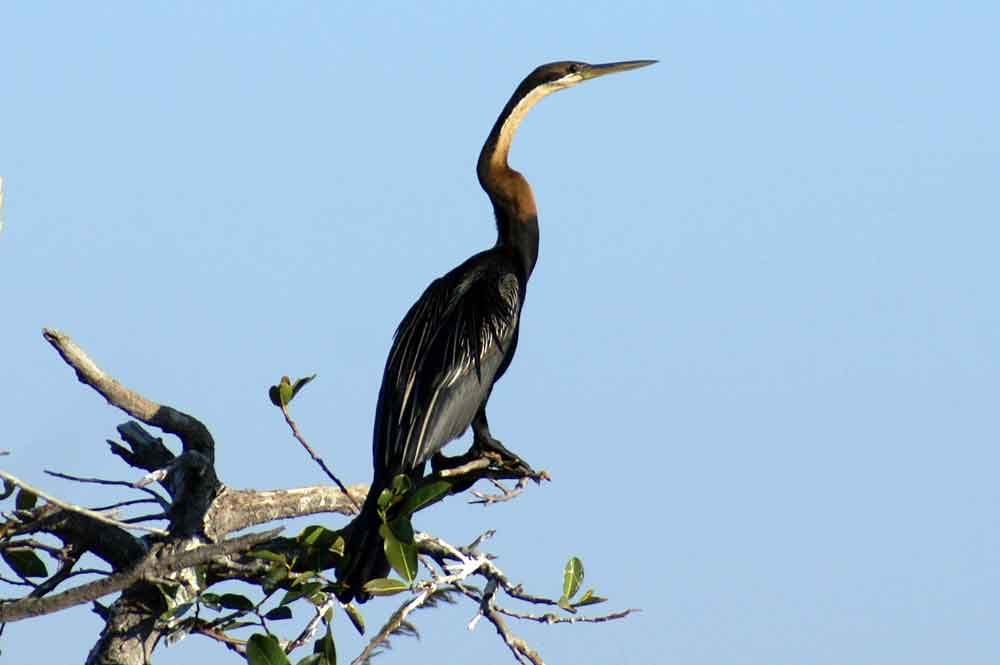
[337,59,655,602]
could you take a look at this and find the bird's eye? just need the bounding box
[568,64,580,74]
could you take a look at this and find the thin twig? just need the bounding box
[495,605,640,625]
[28,549,82,598]
[0,539,66,558]
[353,538,490,665]
[470,478,529,505]
[353,590,429,665]
[0,470,168,536]
[90,498,160,512]
[285,598,334,654]
[121,513,168,524]
[480,560,559,607]
[482,603,543,665]
[279,404,360,512]
[462,529,496,555]
[189,620,248,657]
[0,575,33,587]
[0,528,282,623]
[44,469,170,508]
[472,577,543,665]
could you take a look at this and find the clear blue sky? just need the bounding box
[3,2,999,663]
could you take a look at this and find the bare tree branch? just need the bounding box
[481,603,543,665]
[351,534,491,663]
[189,621,248,656]
[44,469,170,509]
[109,422,175,472]
[43,328,214,457]
[13,504,147,570]
[0,470,168,536]
[0,528,281,623]
[284,598,335,654]
[8,328,636,664]
[495,605,640,625]
[203,485,366,540]
[470,478,529,505]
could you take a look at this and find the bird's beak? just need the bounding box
[580,60,657,81]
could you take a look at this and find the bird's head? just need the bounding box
[479,58,656,206]
[521,59,658,95]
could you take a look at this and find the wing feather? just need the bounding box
[374,261,521,474]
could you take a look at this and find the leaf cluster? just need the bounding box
[361,475,452,597]
[557,556,608,613]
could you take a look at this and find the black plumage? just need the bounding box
[337,60,655,602]
[379,256,522,474]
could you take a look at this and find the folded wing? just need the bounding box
[376,264,522,474]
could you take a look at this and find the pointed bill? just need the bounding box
[581,60,658,80]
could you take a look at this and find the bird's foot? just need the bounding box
[473,435,537,477]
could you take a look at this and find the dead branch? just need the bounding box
[0,470,168,536]
[43,328,214,457]
[470,477,529,505]
[495,605,640,625]
[2,328,635,665]
[203,484,366,541]
[0,528,281,623]
[44,469,170,509]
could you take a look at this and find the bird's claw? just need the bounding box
[475,437,536,477]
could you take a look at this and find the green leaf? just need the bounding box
[298,525,340,549]
[386,515,414,545]
[161,602,194,621]
[307,589,328,606]
[314,625,336,664]
[15,489,36,510]
[199,592,221,608]
[573,588,608,607]
[397,479,452,516]
[278,377,294,406]
[281,581,322,606]
[263,563,289,590]
[376,488,394,513]
[247,549,287,564]
[557,596,577,614]
[221,620,258,631]
[246,633,291,665]
[330,535,345,557]
[193,565,207,589]
[290,374,317,401]
[295,655,323,665]
[269,374,318,407]
[0,480,16,500]
[391,474,412,495]
[380,523,418,583]
[561,556,584,601]
[155,581,181,605]
[218,593,255,611]
[280,586,306,606]
[264,606,294,621]
[344,602,366,635]
[2,550,47,578]
[362,577,410,597]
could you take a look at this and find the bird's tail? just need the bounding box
[335,480,390,603]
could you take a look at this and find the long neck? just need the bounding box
[477,81,555,280]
